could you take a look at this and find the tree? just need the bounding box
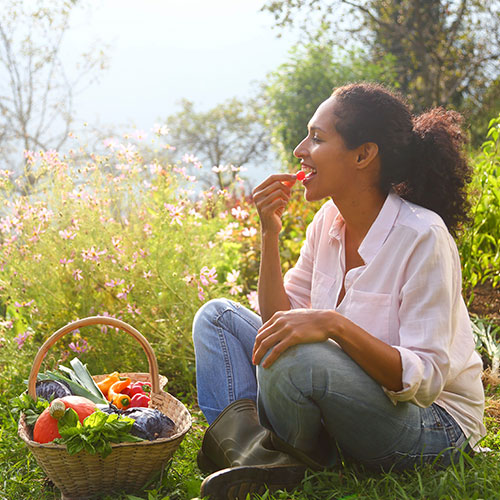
[262,0,500,127]
[0,0,106,192]
[262,40,398,167]
[165,98,270,191]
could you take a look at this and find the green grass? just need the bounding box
[2,384,500,500]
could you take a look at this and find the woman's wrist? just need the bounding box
[322,310,347,342]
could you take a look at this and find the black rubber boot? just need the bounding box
[197,399,326,500]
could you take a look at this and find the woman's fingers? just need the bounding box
[252,173,297,194]
[252,175,297,233]
[252,313,287,364]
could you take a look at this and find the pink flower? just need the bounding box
[164,203,185,226]
[60,258,74,266]
[103,137,120,150]
[153,123,169,136]
[82,246,107,262]
[247,291,260,313]
[225,270,243,296]
[143,270,153,279]
[198,285,205,302]
[231,206,249,220]
[200,266,217,286]
[126,303,141,315]
[104,278,125,288]
[69,339,89,353]
[212,165,228,173]
[132,129,147,141]
[28,224,45,242]
[216,223,238,241]
[111,236,123,252]
[117,284,134,300]
[72,269,83,281]
[14,330,33,349]
[14,300,35,308]
[24,150,35,162]
[59,229,77,240]
[0,319,13,329]
[242,227,258,237]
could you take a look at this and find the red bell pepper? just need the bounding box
[129,393,150,408]
[126,381,152,397]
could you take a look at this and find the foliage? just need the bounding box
[262,40,398,168]
[471,316,500,376]
[0,129,261,394]
[459,115,500,297]
[165,97,270,192]
[10,392,49,426]
[261,0,500,144]
[53,408,142,458]
[0,0,107,189]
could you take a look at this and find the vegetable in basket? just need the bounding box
[38,357,107,404]
[124,381,152,397]
[107,378,132,409]
[33,395,97,443]
[96,371,121,398]
[122,407,176,440]
[35,379,72,401]
[130,393,150,407]
[54,408,144,458]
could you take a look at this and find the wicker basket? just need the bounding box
[18,316,192,500]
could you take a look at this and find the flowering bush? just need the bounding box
[0,129,264,392]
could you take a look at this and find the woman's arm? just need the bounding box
[252,174,297,322]
[252,309,403,392]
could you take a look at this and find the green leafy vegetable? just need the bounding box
[37,357,107,404]
[11,392,49,426]
[54,408,143,458]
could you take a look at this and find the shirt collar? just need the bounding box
[327,192,402,262]
[358,191,402,264]
[328,209,345,242]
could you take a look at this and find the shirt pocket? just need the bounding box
[311,268,337,310]
[345,289,392,343]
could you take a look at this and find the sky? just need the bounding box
[63,0,297,184]
[68,0,294,131]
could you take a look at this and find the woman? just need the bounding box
[192,83,486,500]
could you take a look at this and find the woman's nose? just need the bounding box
[293,137,307,159]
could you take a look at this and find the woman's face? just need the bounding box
[293,96,359,203]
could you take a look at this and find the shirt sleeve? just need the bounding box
[283,205,327,309]
[383,224,461,407]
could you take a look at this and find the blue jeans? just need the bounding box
[192,299,471,470]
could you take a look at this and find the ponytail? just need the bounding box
[331,83,472,236]
[400,108,472,236]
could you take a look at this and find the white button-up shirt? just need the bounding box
[284,192,486,448]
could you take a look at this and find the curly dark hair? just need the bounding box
[330,82,472,236]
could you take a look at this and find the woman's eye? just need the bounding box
[312,135,321,143]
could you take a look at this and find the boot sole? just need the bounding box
[200,464,307,500]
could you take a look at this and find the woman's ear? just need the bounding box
[355,142,379,169]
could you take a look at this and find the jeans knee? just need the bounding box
[257,342,352,397]
[192,298,237,345]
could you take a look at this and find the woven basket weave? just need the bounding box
[18,316,192,500]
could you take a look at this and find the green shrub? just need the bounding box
[459,115,500,298]
[0,133,259,394]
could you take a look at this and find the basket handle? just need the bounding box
[27,316,161,400]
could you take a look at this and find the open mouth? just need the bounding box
[301,165,317,183]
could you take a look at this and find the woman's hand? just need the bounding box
[252,174,297,235]
[252,309,334,368]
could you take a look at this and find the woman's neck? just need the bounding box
[334,189,386,246]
